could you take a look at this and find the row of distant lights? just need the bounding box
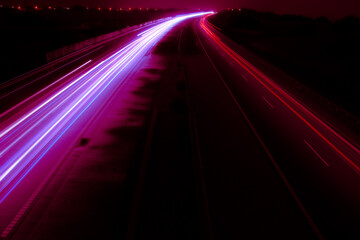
[228,8,242,11]
[0,5,158,11]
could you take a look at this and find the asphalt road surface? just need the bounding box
[192,15,360,240]
[0,12,359,240]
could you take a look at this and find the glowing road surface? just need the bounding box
[199,14,360,175]
[0,12,211,203]
[196,14,360,238]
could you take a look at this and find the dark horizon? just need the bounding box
[1,0,360,19]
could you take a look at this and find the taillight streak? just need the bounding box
[200,15,360,172]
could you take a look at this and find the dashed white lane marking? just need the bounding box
[262,96,274,109]
[304,140,330,167]
[240,73,248,81]
[0,174,52,238]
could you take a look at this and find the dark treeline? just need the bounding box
[0,6,179,83]
[209,9,360,117]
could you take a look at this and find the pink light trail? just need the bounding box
[0,12,212,203]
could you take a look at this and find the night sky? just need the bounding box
[2,0,360,19]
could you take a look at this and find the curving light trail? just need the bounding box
[200,14,360,173]
[0,12,212,203]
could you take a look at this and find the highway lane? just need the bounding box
[2,12,359,239]
[196,15,360,239]
[180,22,319,239]
[0,12,211,238]
[0,18,173,115]
[0,24,157,236]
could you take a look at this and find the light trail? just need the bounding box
[200,15,360,172]
[0,12,211,202]
[0,46,102,100]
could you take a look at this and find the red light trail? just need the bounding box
[200,14,360,172]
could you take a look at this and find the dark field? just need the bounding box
[0,6,178,83]
[208,9,360,117]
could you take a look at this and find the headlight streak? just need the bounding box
[0,42,137,140]
[0,12,212,203]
